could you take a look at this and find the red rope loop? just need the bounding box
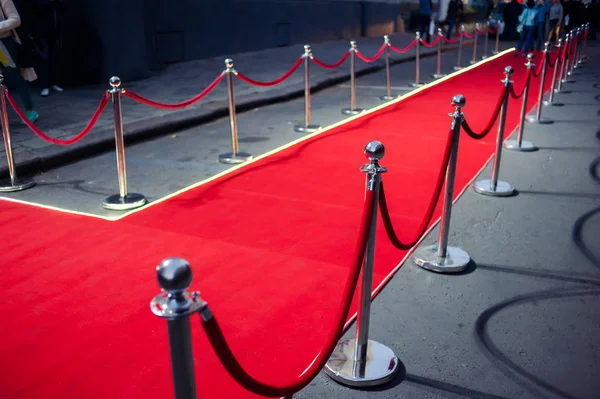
[488,26,498,34]
[420,36,441,48]
[199,188,377,398]
[6,90,110,146]
[510,69,532,99]
[236,58,302,87]
[123,73,224,110]
[546,50,559,68]
[533,60,543,78]
[312,52,350,69]
[355,44,386,63]
[379,127,454,250]
[462,31,475,39]
[461,87,508,140]
[442,35,461,44]
[389,38,418,53]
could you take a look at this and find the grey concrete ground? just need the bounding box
[0,26,486,178]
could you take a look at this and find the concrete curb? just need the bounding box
[1,43,468,179]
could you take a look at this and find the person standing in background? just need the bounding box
[0,0,38,122]
[418,0,433,43]
[547,0,563,43]
[503,0,524,40]
[534,0,549,51]
[445,0,461,39]
[515,0,538,56]
[29,0,63,97]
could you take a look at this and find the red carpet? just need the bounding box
[0,50,554,399]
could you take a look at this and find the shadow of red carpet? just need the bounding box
[0,50,553,399]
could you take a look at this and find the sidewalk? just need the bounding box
[0,28,482,178]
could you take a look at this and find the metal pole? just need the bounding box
[493,20,500,54]
[103,77,146,210]
[0,76,35,192]
[557,35,569,91]
[380,35,396,100]
[544,39,563,106]
[482,22,489,59]
[581,23,589,61]
[412,95,470,273]
[151,258,205,399]
[219,59,252,164]
[573,28,581,68]
[470,24,480,64]
[505,54,538,150]
[473,66,516,196]
[325,141,399,386]
[294,45,322,133]
[527,43,553,123]
[342,41,364,115]
[411,32,423,87]
[454,25,465,70]
[433,29,445,78]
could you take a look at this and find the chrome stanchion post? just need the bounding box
[151,258,205,399]
[505,54,537,151]
[342,41,364,115]
[470,24,480,65]
[412,96,470,273]
[482,21,489,59]
[563,32,574,83]
[544,39,564,106]
[0,75,35,192]
[572,27,582,69]
[294,45,322,133]
[569,28,580,73]
[433,29,446,79]
[219,59,253,164]
[473,67,516,196]
[325,141,399,386]
[492,20,500,54]
[581,23,589,61]
[103,77,147,210]
[557,35,569,92]
[526,44,553,124]
[380,36,396,101]
[454,25,465,71]
[411,32,424,87]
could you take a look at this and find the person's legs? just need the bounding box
[536,22,544,50]
[1,38,35,112]
[516,28,526,54]
[524,25,536,53]
[447,20,456,39]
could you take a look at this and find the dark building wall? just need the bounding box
[58,0,404,86]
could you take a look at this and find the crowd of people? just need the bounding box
[0,0,63,124]
[416,0,599,56]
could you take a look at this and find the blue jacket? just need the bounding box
[535,1,549,24]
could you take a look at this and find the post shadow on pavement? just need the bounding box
[474,287,600,399]
[518,190,600,200]
[404,374,510,399]
[475,263,600,286]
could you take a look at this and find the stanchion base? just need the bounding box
[324,338,399,387]
[218,152,253,164]
[473,179,515,196]
[526,115,553,124]
[503,139,537,152]
[294,124,322,134]
[492,51,499,55]
[342,108,364,116]
[469,60,478,65]
[432,73,446,79]
[0,178,35,192]
[481,55,488,60]
[410,82,424,88]
[543,100,564,107]
[412,245,470,273]
[102,193,147,211]
[379,95,397,101]
[453,66,464,71]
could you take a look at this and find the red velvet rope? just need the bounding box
[420,36,441,48]
[533,58,544,77]
[355,44,386,63]
[123,73,224,110]
[488,26,498,34]
[462,31,475,39]
[461,86,508,139]
[389,38,418,53]
[312,52,350,69]
[236,58,303,87]
[546,49,559,68]
[442,35,461,44]
[510,69,532,99]
[6,90,110,146]
[199,188,377,397]
[378,127,454,250]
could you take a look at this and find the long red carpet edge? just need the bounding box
[0,50,553,399]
